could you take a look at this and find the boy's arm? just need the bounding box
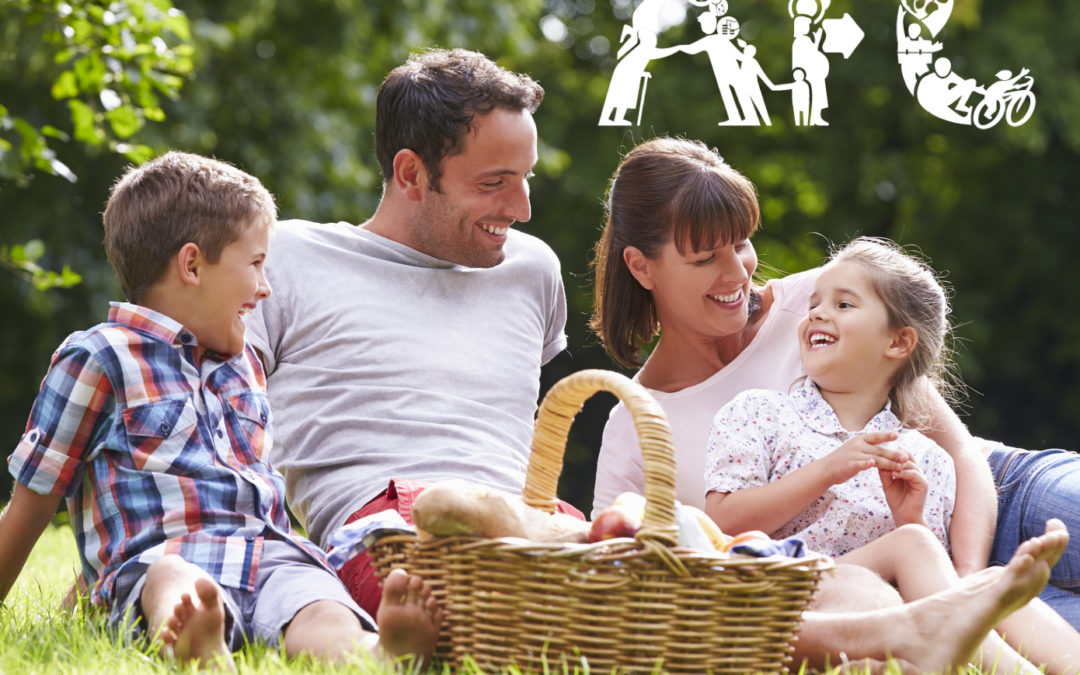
[922,386,995,575]
[0,484,64,603]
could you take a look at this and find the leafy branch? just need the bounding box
[0,0,193,288]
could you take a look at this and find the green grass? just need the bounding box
[0,523,429,674]
[0,524,657,674]
[1,523,991,674]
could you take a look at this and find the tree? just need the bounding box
[0,0,192,289]
[2,0,1079,512]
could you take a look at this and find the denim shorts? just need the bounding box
[109,539,374,649]
[988,445,1080,628]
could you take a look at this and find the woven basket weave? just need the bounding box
[369,369,833,673]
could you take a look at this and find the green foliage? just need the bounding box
[0,239,82,289]
[2,0,1080,511]
[0,0,192,180]
[0,0,192,289]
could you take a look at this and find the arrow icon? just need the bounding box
[822,12,864,59]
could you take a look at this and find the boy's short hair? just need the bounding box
[375,48,544,191]
[103,151,277,303]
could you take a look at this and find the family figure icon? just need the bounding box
[598,0,863,127]
[599,0,1034,129]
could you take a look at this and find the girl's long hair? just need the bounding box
[828,237,961,430]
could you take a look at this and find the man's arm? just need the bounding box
[922,386,996,575]
[0,484,64,602]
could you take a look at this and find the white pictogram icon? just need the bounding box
[597,0,1033,129]
[598,0,863,127]
[897,0,1035,127]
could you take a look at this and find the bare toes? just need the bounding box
[382,568,408,604]
[194,577,219,605]
[405,574,424,604]
[425,595,441,621]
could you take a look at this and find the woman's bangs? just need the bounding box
[671,174,758,254]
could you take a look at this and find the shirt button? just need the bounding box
[217,428,225,439]
[180,332,193,344]
[26,430,40,444]
[160,423,171,436]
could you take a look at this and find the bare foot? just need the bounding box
[1015,518,1068,570]
[890,520,1066,672]
[160,577,233,671]
[375,568,443,665]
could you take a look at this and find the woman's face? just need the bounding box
[639,236,758,341]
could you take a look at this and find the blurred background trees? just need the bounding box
[3,0,1078,512]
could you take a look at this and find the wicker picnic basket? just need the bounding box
[369,369,833,673]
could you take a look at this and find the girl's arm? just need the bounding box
[879,460,930,528]
[922,386,996,576]
[706,462,834,534]
[706,430,907,535]
[0,484,64,603]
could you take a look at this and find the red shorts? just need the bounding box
[335,478,586,618]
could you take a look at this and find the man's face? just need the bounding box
[412,107,538,268]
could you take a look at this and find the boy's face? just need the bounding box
[190,217,272,356]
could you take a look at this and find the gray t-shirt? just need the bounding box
[245,220,567,547]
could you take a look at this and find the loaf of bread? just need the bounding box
[412,480,590,543]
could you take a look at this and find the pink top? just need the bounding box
[593,268,821,514]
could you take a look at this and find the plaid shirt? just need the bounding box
[8,303,330,607]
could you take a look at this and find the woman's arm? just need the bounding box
[922,386,996,575]
[592,403,646,518]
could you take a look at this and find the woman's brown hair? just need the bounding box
[589,137,760,368]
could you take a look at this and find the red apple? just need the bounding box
[589,505,642,543]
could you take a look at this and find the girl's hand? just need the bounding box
[880,459,929,527]
[820,431,906,485]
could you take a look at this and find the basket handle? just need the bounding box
[522,369,680,547]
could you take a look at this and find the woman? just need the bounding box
[589,136,1080,625]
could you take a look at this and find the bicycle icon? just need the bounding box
[973,68,1036,129]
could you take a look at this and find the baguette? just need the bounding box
[412,480,590,543]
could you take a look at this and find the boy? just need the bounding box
[0,152,440,669]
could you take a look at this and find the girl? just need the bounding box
[704,237,955,555]
[590,136,1080,628]
[705,237,1080,673]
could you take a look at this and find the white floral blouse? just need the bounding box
[705,382,955,557]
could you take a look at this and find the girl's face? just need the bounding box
[798,261,905,393]
[634,236,758,342]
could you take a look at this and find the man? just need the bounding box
[246,48,1072,671]
[245,48,573,616]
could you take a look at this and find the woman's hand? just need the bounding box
[820,431,906,486]
[880,459,929,527]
